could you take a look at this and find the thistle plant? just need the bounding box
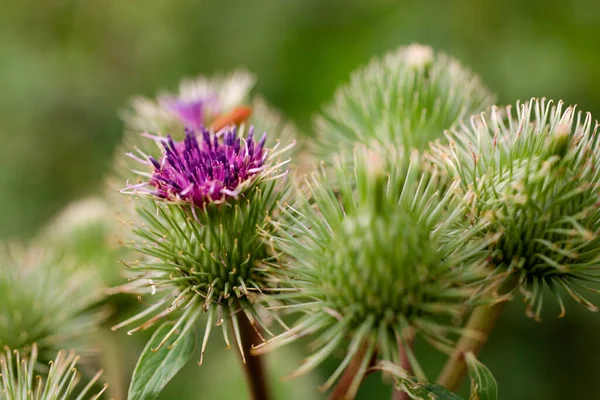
[0,344,107,399]
[0,244,105,364]
[314,44,495,159]
[253,145,492,398]
[7,41,596,400]
[112,122,294,398]
[429,98,600,391]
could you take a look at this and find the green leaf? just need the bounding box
[395,376,464,400]
[465,352,498,400]
[128,322,197,400]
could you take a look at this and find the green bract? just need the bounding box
[0,344,107,400]
[112,128,294,365]
[428,98,600,319]
[314,44,494,159]
[253,145,491,398]
[0,245,105,364]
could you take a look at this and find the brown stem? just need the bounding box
[329,343,376,400]
[234,310,272,400]
[393,334,414,400]
[436,276,518,391]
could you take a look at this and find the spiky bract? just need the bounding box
[0,245,105,364]
[112,126,294,364]
[0,344,107,400]
[314,44,494,159]
[428,98,600,319]
[253,145,489,397]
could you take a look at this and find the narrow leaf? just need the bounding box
[465,352,498,400]
[395,376,464,400]
[128,321,197,400]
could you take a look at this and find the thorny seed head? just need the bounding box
[428,98,600,319]
[253,144,490,397]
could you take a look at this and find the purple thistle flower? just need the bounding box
[147,126,267,207]
[160,93,220,131]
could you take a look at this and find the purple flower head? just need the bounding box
[147,126,267,206]
[160,93,220,131]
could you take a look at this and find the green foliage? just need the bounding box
[465,352,498,400]
[314,44,494,159]
[0,344,107,400]
[0,244,105,363]
[397,378,464,400]
[128,322,196,400]
[254,144,492,398]
[429,98,600,319]
[379,354,498,400]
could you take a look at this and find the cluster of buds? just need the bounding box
[112,70,296,366]
[109,48,600,400]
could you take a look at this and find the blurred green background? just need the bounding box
[2,0,600,399]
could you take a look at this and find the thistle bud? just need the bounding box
[0,244,105,364]
[253,145,489,397]
[428,98,600,319]
[314,43,495,158]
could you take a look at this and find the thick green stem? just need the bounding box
[99,329,126,400]
[234,310,272,400]
[436,276,518,391]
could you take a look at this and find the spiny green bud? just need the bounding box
[314,43,495,159]
[0,244,106,364]
[253,144,490,397]
[0,344,107,399]
[428,98,600,319]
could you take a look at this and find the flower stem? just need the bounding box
[234,310,272,400]
[392,334,414,400]
[436,276,518,391]
[329,342,376,400]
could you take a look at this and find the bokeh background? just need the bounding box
[2,0,600,399]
